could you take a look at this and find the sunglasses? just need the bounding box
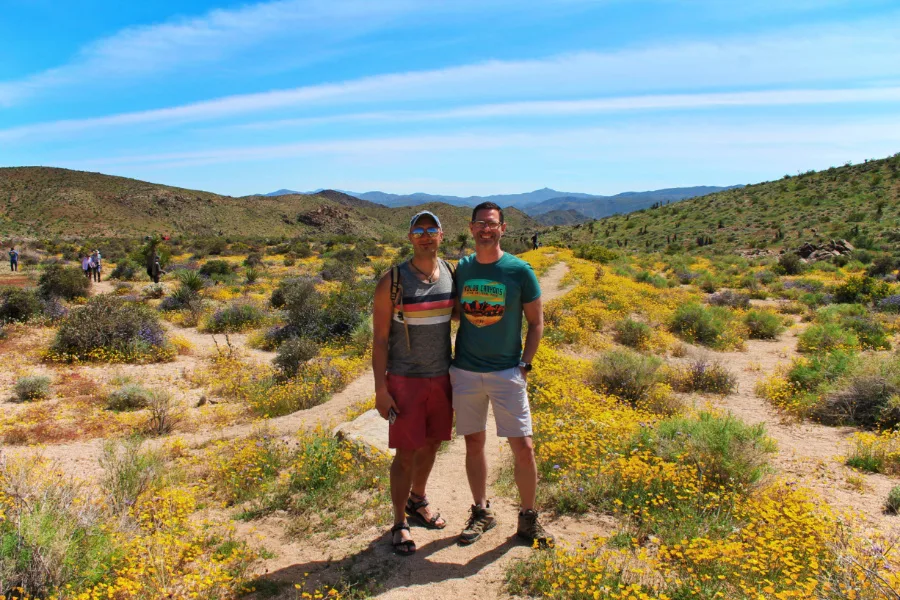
[471,220,502,230]
[410,226,441,238]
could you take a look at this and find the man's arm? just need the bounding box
[521,296,544,373]
[372,272,399,419]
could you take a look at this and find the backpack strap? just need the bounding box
[390,263,411,351]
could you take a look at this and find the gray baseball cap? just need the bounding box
[409,210,442,229]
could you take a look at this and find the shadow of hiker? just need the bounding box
[254,531,525,597]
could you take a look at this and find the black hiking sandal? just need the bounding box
[458,502,496,546]
[406,493,446,529]
[390,522,416,556]
[517,509,554,548]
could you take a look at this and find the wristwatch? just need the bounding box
[518,361,532,372]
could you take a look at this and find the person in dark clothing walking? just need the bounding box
[531,233,539,250]
[8,248,18,272]
[151,255,165,284]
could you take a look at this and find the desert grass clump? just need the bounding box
[813,354,900,429]
[38,264,90,300]
[666,357,737,395]
[204,301,268,333]
[99,437,163,514]
[613,317,652,350]
[743,309,787,339]
[109,259,141,281]
[198,259,233,277]
[145,390,182,435]
[589,348,662,403]
[635,411,774,488]
[49,295,172,363]
[273,337,320,380]
[14,375,51,402]
[105,384,153,411]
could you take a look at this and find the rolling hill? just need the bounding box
[0,168,539,240]
[543,153,900,255]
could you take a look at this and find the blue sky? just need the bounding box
[1,0,899,197]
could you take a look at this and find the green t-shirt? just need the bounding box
[453,252,541,373]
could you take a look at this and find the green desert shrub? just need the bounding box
[668,303,734,348]
[51,295,170,362]
[320,259,357,282]
[198,259,233,277]
[589,349,662,403]
[613,318,652,350]
[636,412,774,488]
[273,337,320,380]
[707,290,750,309]
[797,323,859,354]
[109,259,141,281]
[105,384,153,411]
[175,269,206,292]
[145,390,182,436]
[887,486,900,514]
[99,437,163,514]
[14,375,51,402]
[666,357,737,395]
[38,264,90,300]
[574,245,620,264]
[743,309,786,339]
[635,271,669,289]
[204,301,268,333]
[833,275,891,304]
[786,350,858,393]
[813,354,900,429]
[776,253,804,275]
[0,287,42,323]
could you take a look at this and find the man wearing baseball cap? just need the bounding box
[372,210,456,555]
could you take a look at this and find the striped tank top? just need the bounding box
[387,260,455,378]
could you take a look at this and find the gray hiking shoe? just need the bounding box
[459,503,496,545]
[517,509,554,547]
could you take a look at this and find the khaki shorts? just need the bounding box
[449,365,532,438]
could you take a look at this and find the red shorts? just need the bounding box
[387,373,453,450]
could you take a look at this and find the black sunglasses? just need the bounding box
[410,226,441,238]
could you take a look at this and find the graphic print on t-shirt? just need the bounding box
[461,279,506,328]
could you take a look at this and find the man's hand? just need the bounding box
[375,386,399,420]
[519,367,529,381]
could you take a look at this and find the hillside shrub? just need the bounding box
[320,282,372,339]
[669,304,739,349]
[833,275,891,304]
[797,323,859,354]
[867,255,896,277]
[105,384,153,411]
[99,438,162,515]
[204,301,268,333]
[0,287,42,323]
[696,272,719,293]
[574,245,620,264]
[243,252,263,268]
[666,358,737,395]
[707,290,750,309]
[776,253,804,275]
[878,295,900,313]
[159,285,201,312]
[109,259,141,280]
[786,350,857,393]
[743,309,786,339]
[38,264,90,300]
[14,376,51,402]
[175,269,206,292]
[613,318,652,350]
[273,337,320,380]
[813,376,899,428]
[321,259,357,282]
[198,259,232,277]
[841,316,891,350]
[145,390,182,435]
[635,271,669,289]
[50,295,171,362]
[589,349,662,403]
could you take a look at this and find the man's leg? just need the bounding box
[464,431,489,507]
[410,438,441,497]
[390,449,416,544]
[507,436,537,511]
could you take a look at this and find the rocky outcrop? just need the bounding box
[795,239,855,262]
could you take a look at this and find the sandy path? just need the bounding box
[686,324,900,536]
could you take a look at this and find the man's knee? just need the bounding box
[464,431,486,453]
[509,436,535,463]
[392,449,416,472]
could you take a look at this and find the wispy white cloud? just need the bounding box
[63,117,900,171]
[3,16,899,140]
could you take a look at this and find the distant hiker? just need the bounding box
[372,210,456,555]
[81,255,92,279]
[151,255,165,284]
[8,247,18,272]
[91,249,102,282]
[452,201,553,547]
[531,232,539,250]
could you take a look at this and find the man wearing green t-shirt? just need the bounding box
[451,201,554,547]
